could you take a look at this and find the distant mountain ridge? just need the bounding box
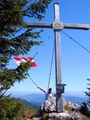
[21,93,88,107]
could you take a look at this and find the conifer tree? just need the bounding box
[85,79,90,104]
[0,0,52,97]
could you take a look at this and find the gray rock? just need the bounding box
[43,96,56,112]
[69,103,80,112]
[31,118,41,120]
[47,112,71,120]
[47,111,82,120]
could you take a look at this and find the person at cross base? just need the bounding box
[37,87,52,100]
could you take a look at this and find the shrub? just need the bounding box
[0,97,24,120]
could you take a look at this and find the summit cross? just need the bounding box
[26,3,90,112]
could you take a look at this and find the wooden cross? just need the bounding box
[26,3,90,112]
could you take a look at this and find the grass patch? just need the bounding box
[21,106,39,120]
[64,103,72,111]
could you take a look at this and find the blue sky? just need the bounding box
[7,0,90,96]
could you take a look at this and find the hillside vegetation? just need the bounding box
[0,97,38,120]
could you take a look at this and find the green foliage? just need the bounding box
[0,62,31,93]
[85,79,90,104]
[0,0,52,96]
[0,0,53,119]
[0,97,40,120]
[0,97,24,120]
[28,0,52,20]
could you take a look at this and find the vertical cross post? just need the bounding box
[54,3,64,112]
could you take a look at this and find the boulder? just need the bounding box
[40,96,56,112]
[47,111,82,120]
[68,103,80,112]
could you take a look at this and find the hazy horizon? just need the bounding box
[5,90,87,98]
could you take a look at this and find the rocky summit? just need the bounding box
[38,96,89,120]
[40,96,80,113]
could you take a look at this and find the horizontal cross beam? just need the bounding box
[26,22,52,28]
[26,22,90,30]
[64,23,90,30]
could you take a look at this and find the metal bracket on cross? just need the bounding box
[52,22,64,30]
[56,84,66,94]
